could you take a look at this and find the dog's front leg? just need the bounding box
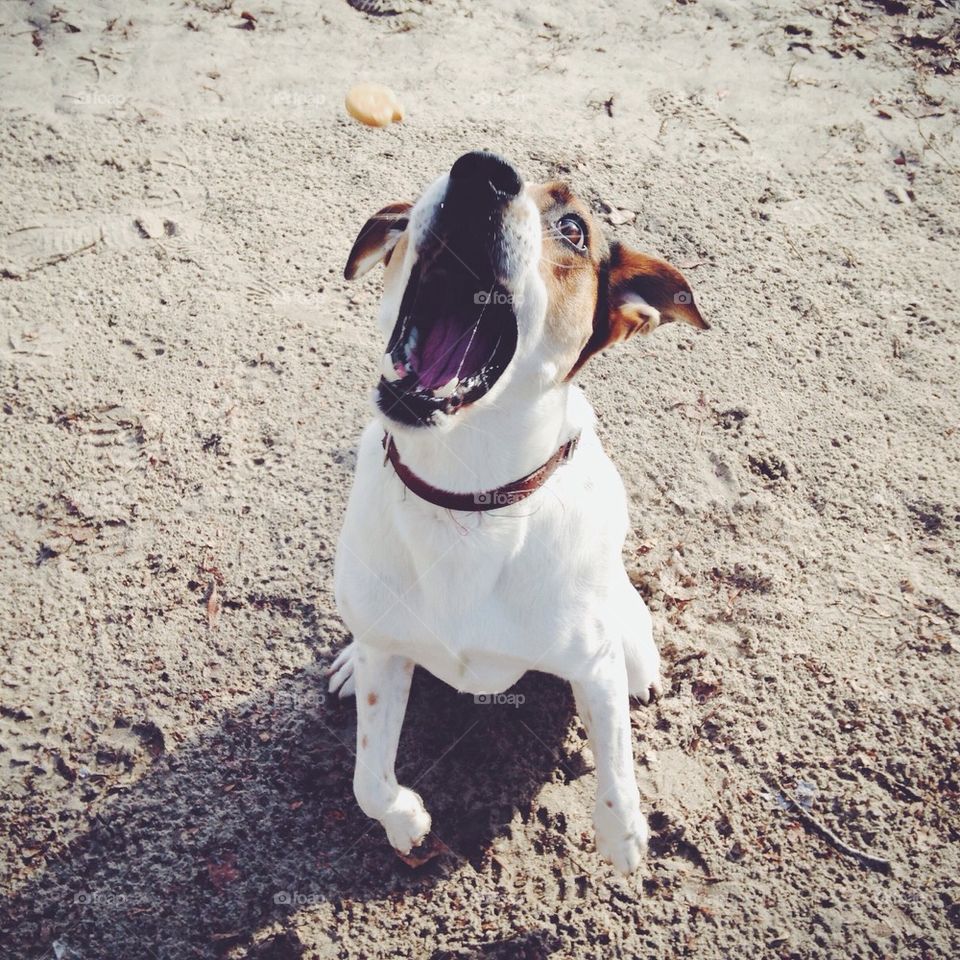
[352,646,431,855]
[573,652,647,875]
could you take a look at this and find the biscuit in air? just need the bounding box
[345,83,404,127]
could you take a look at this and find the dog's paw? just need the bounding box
[382,787,432,855]
[594,800,648,875]
[327,641,357,698]
[633,674,664,706]
[625,631,664,705]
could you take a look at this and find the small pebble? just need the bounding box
[345,83,404,127]
[608,208,635,226]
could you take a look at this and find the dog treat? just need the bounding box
[345,83,404,127]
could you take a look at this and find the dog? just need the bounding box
[328,151,707,874]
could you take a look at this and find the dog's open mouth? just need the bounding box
[376,262,518,427]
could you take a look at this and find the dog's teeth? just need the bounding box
[434,377,458,399]
[403,328,419,362]
[382,353,402,382]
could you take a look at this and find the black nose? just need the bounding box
[448,151,522,201]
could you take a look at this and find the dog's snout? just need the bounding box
[448,151,522,203]
[433,151,528,275]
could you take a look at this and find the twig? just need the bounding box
[89,47,125,61]
[762,773,892,874]
[41,238,100,267]
[902,109,959,176]
[22,236,101,275]
[77,54,101,81]
[853,761,923,804]
[849,604,897,621]
[781,226,802,259]
[153,157,192,171]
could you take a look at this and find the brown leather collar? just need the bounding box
[382,431,581,512]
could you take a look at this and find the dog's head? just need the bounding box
[344,151,708,430]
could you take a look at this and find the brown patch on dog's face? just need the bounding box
[528,181,609,379]
[607,243,708,333]
[567,241,707,377]
[529,179,708,380]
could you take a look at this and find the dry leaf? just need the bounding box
[206,854,240,890]
[394,834,445,868]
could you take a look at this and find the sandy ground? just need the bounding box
[1,0,959,957]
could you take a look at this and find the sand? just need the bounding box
[1,0,959,957]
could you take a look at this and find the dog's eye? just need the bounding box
[557,215,587,251]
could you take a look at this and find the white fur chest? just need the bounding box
[333,415,630,694]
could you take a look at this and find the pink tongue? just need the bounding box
[411,316,490,390]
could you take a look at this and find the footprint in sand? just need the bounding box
[649,88,751,145]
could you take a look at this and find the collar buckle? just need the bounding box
[560,434,579,463]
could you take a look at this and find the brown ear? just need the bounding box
[568,241,708,377]
[344,202,412,280]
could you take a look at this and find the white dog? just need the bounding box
[328,151,707,874]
